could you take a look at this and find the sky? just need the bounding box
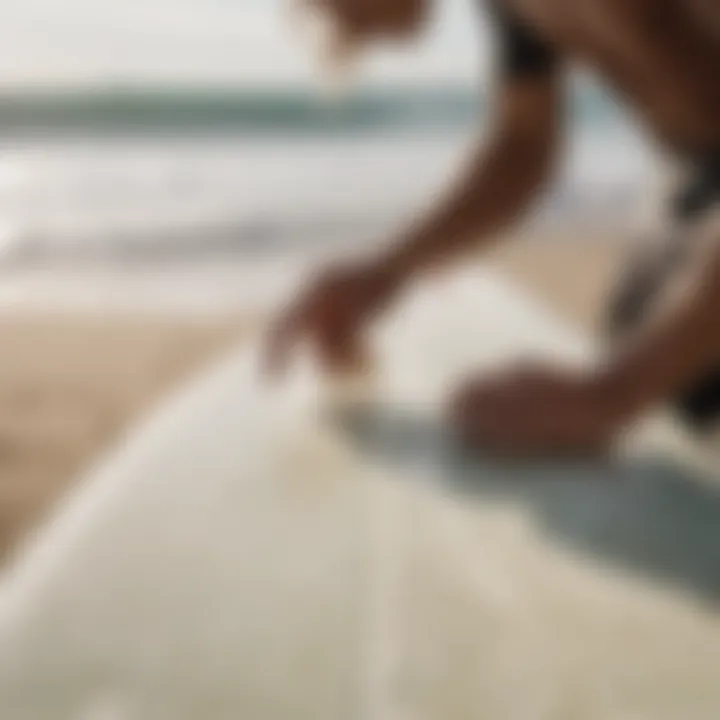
[0,0,489,88]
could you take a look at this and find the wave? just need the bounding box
[0,213,394,268]
[0,185,644,271]
[0,83,627,138]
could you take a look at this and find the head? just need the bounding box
[311,0,430,39]
[292,0,431,83]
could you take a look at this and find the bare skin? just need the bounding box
[267,0,720,457]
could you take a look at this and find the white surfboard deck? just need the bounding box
[1,268,720,720]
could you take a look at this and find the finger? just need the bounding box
[447,380,517,428]
[312,325,363,375]
[450,394,543,457]
[464,411,608,460]
[264,310,301,379]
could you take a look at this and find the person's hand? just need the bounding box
[448,362,631,458]
[265,259,401,377]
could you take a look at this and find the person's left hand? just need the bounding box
[448,362,630,458]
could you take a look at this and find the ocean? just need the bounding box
[0,83,660,313]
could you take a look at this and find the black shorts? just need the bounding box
[673,154,720,223]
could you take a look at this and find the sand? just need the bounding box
[0,313,250,562]
[490,233,629,332]
[0,235,629,562]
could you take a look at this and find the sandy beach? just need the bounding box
[0,313,248,561]
[0,234,628,562]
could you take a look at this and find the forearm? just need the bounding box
[599,246,720,417]
[386,135,552,276]
[382,78,562,281]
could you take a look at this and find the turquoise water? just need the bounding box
[0,82,628,137]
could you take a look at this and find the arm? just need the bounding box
[265,3,565,376]
[383,71,564,279]
[599,242,720,419]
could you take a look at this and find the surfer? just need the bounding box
[266,0,720,456]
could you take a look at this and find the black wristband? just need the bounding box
[487,0,558,78]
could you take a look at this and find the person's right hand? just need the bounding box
[264,259,402,378]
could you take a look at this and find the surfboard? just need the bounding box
[1,267,719,720]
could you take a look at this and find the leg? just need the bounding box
[605,159,720,431]
[603,219,720,430]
